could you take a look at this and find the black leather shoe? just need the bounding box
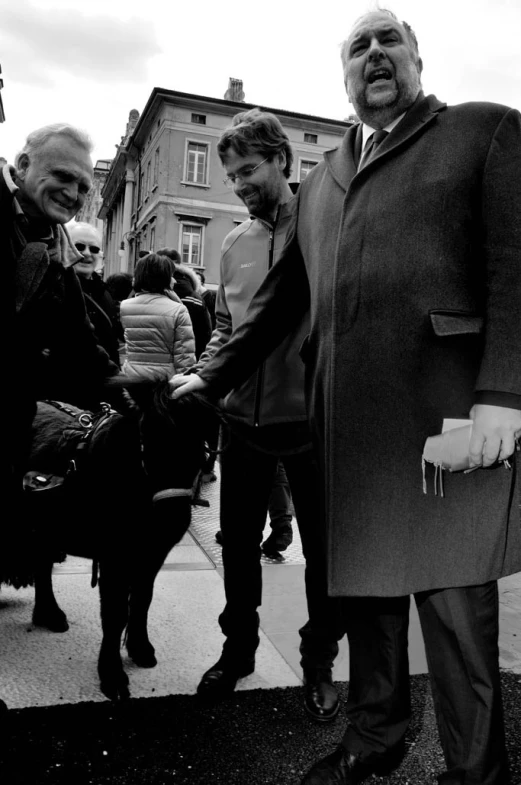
[301,746,373,784]
[303,669,339,722]
[261,528,293,559]
[196,657,255,699]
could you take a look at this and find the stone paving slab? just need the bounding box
[190,464,305,568]
[0,566,298,710]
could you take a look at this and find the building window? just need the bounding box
[150,226,155,252]
[138,170,144,206]
[153,147,159,186]
[185,142,209,185]
[146,161,151,195]
[299,160,318,181]
[191,113,206,125]
[304,132,318,144]
[181,223,203,265]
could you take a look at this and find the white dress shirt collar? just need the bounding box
[361,112,406,151]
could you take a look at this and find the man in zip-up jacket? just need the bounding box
[171,109,343,719]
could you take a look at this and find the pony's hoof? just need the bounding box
[126,640,157,668]
[32,607,69,633]
[100,677,130,702]
[99,646,130,701]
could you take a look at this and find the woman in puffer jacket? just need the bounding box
[121,253,195,382]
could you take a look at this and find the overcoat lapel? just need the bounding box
[323,124,360,191]
[324,93,447,187]
[361,92,447,172]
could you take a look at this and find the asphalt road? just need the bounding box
[1,672,521,785]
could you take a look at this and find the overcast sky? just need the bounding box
[1,0,520,164]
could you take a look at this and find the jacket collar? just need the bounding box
[324,93,447,191]
[249,182,299,229]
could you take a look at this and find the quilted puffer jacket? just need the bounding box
[121,291,195,382]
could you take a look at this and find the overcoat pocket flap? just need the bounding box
[429,311,484,337]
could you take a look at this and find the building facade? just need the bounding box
[75,158,112,235]
[99,85,350,284]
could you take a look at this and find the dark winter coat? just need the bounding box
[173,265,212,359]
[2,165,118,468]
[78,273,122,366]
[199,93,521,597]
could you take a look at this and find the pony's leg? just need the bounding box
[126,553,164,668]
[126,499,192,667]
[97,558,131,701]
[32,554,69,632]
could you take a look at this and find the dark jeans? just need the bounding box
[217,426,343,670]
[268,460,293,532]
[341,582,509,785]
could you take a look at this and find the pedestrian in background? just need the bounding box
[120,252,195,384]
[157,248,212,359]
[158,247,218,481]
[68,221,122,367]
[215,459,294,559]
[105,272,134,304]
[195,270,217,330]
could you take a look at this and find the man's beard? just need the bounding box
[351,69,421,127]
[241,188,277,220]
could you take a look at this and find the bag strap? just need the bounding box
[43,400,116,428]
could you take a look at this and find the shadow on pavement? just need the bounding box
[1,672,520,785]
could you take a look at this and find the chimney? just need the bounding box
[224,78,245,103]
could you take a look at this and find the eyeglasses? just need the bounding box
[75,242,101,255]
[223,157,269,188]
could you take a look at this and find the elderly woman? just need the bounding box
[120,253,195,382]
[67,221,122,366]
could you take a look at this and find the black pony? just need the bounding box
[3,382,212,701]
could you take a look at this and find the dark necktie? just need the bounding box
[359,129,388,169]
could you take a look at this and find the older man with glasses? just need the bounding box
[68,221,122,366]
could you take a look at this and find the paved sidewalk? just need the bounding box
[2,466,521,785]
[190,468,521,680]
[2,464,520,711]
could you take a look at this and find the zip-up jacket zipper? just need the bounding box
[252,223,275,426]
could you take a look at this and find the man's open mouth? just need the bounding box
[367,68,393,84]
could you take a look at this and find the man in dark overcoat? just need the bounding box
[171,9,521,784]
[2,125,119,707]
[4,124,119,468]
